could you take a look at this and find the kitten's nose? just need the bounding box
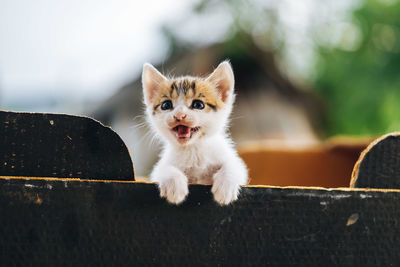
[174,112,187,121]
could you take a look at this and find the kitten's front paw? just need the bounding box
[159,177,189,205]
[211,178,240,205]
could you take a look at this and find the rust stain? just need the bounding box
[12,191,44,205]
[35,197,43,205]
[346,213,359,226]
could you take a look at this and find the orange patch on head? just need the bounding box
[193,80,225,111]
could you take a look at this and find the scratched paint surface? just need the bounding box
[1,178,400,266]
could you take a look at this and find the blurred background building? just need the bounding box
[1,0,400,175]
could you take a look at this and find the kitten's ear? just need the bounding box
[142,63,168,105]
[206,61,234,103]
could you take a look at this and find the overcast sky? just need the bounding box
[0,0,356,113]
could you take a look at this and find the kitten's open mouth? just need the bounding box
[172,125,200,140]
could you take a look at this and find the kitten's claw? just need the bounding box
[211,179,240,205]
[159,177,189,205]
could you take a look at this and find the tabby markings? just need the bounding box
[170,80,196,97]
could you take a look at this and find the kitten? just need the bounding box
[142,61,248,205]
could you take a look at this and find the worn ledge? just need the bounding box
[1,176,400,266]
[3,175,400,193]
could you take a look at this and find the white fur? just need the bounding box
[142,61,248,205]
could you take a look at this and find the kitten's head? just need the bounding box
[142,61,235,146]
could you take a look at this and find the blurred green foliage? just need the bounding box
[314,0,400,136]
[165,0,400,137]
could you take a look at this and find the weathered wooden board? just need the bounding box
[351,132,400,189]
[0,177,399,266]
[0,111,134,180]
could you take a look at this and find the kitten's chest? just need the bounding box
[184,164,221,184]
[173,150,221,184]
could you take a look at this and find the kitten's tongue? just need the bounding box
[176,125,190,138]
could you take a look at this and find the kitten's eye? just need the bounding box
[191,100,205,110]
[161,100,173,110]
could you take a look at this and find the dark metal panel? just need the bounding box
[0,111,134,180]
[1,178,399,266]
[353,133,400,189]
